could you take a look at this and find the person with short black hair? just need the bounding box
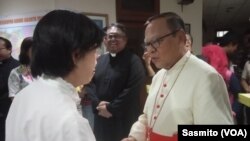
[0,36,19,141]
[5,10,104,141]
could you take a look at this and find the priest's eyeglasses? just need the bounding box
[106,34,125,40]
[143,30,179,52]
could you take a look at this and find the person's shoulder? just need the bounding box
[123,50,137,57]
[6,57,20,70]
[11,65,20,72]
[189,54,218,74]
[131,53,142,61]
[9,66,20,76]
[151,69,165,85]
[124,51,142,63]
[154,69,166,78]
[97,52,109,60]
[100,52,109,57]
[246,60,250,65]
[10,57,20,65]
[188,56,224,86]
[195,54,208,62]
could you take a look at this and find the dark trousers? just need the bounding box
[232,100,245,124]
[0,99,11,141]
[246,106,250,124]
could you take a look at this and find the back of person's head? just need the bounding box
[0,36,12,50]
[219,31,239,47]
[31,10,104,78]
[19,37,33,65]
[212,37,221,45]
[145,12,185,33]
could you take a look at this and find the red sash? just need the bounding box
[148,128,177,141]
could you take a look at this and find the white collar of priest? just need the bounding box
[110,53,116,57]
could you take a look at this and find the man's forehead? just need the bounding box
[107,27,123,34]
[146,18,168,30]
[145,21,168,40]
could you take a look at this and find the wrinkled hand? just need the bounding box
[121,136,136,141]
[96,101,112,118]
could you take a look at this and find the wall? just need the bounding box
[0,0,55,16]
[160,0,203,55]
[0,0,116,59]
[54,0,116,24]
[0,0,116,24]
[0,0,202,54]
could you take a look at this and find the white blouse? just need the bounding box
[6,76,95,141]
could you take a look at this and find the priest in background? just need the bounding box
[85,23,146,141]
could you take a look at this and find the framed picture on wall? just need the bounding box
[0,15,43,60]
[83,12,109,54]
[185,23,191,34]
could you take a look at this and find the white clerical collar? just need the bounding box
[110,53,116,57]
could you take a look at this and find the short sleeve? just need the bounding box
[8,69,21,97]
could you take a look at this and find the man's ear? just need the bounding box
[177,30,187,45]
[103,36,108,46]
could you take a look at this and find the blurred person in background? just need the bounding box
[85,23,146,141]
[0,37,19,141]
[202,31,242,124]
[8,37,33,100]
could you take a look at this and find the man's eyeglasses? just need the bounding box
[106,34,125,40]
[143,30,179,52]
